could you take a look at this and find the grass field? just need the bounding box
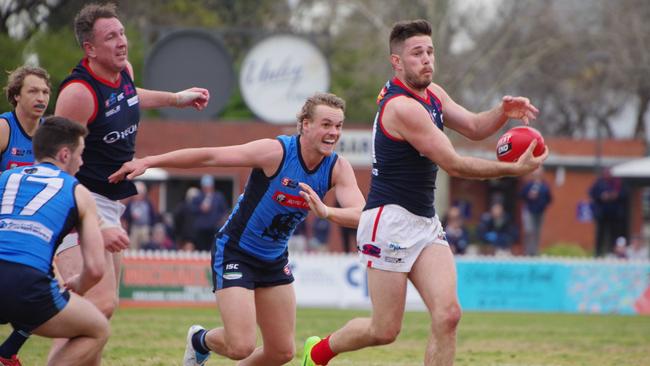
[2,307,649,365]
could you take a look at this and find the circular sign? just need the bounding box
[239,34,330,124]
[144,29,235,120]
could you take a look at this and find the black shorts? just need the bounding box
[0,259,70,332]
[211,233,294,291]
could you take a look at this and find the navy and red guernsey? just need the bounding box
[364,77,444,218]
[59,58,140,200]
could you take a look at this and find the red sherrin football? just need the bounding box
[496,126,545,162]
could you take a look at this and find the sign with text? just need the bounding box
[240,34,330,124]
[335,130,373,167]
[118,252,650,314]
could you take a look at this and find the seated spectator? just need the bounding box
[626,235,650,261]
[123,181,157,250]
[477,202,518,255]
[310,216,330,252]
[191,175,228,252]
[173,186,200,251]
[142,223,175,251]
[337,200,356,253]
[340,225,357,254]
[288,220,308,253]
[444,206,470,255]
[610,236,628,259]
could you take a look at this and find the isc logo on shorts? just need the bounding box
[223,272,242,280]
[223,263,242,280]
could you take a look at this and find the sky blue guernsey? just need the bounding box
[59,58,140,200]
[0,163,78,273]
[220,135,338,261]
[0,111,35,171]
[365,77,444,218]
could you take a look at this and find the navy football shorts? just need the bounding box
[0,259,70,332]
[212,233,294,291]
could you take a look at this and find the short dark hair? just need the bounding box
[33,116,88,161]
[296,93,346,134]
[4,66,51,108]
[74,2,119,47]
[389,19,432,54]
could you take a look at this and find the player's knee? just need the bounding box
[225,342,256,360]
[434,303,462,333]
[371,326,401,346]
[97,322,110,345]
[269,344,295,364]
[95,296,119,319]
[88,316,110,347]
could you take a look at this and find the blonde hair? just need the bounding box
[296,92,345,134]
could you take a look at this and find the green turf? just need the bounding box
[2,307,649,365]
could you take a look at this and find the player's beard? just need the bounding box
[404,67,433,90]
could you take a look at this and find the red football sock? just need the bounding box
[311,335,337,365]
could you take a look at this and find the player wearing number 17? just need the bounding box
[0,116,108,366]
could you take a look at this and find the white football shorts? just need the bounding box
[357,204,448,272]
[56,192,126,254]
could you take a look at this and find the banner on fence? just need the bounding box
[119,252,650,314]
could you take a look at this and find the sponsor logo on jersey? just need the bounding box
[123,83,135,96]
[103,124,138,144]
[5,161,32,170]
[105,92,118,108]
[105,105,121,118]
[272,191,309,209]
[376,83,388,104]
[0,218,53,241]
[10,147,29,156]
[281,177,299,188]
[127,95,139,107]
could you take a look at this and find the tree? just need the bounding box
[0,0,65,40]
[601,0,650,139]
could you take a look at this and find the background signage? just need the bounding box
[240,34,330,124]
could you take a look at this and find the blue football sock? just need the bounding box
[191,329,210,354]
[0,330,30,358]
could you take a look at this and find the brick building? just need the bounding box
[133,119,646,255]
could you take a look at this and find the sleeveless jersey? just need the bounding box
[0,163,79,273]
[220,135,338,261]
[59,58,140,200]
[365,77,444,218]
[0,111,35,171]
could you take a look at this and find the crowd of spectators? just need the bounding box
[123,173,649,260]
